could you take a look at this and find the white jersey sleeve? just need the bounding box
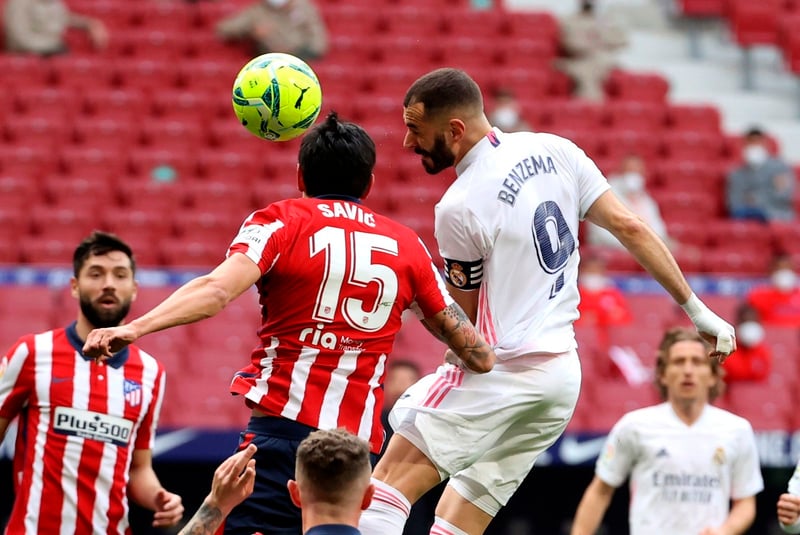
[595,413,637,488]
[730,419,764,500]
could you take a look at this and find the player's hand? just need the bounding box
[778,493,800,526]
[680,293,736,362]
[206,444,258,516]
[152,489,184,528]
[82,325,138,362]
[443,349,494,374]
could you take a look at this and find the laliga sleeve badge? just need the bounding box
[448,262,467,288]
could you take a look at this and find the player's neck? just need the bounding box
[669,398,706,425]
[302,507,360,533]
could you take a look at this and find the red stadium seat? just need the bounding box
[603,100,668,133]
[49,56,116,90]
[653,189,721,223]
[0,145,58,178]
[0,175,40,210]
[0,205,32,243]
[665,104,722,133]
[679,0,725,16]
[538,100,606,132]
[496,37,558,70]
[71,117,139,152]
[725,381,792,430]
[728,0,781,47]
[598,129,662,162]
[660,131,725,161]
[126,147,197,179]
[433,36,501,71]
[196,151,262,182]
[12,86,82,117]
[379,5,445,37]
[160,239,227,268]
[704,219,766,247]
[42,175,118,208]
[0,55,52,88]
[100,208,174,243]
[183,180,255,214]
[116,179,186,214]
[701,245,772,274]
[770,220,800,253]
[59,146,128,177]
[81,88,149,121]
[129,1,197,32]
[651,159,724,193]
[605,70,670,102]
[112,58,178,93]
[3,114,71,152]
[139,119,206,152]
[19,238,81,266]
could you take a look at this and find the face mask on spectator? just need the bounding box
[493,107,520,131]
[772,268,797,292]
[265,0,289,7]
[580,273,608,292]
[743,144,768,167]
[737,321,764,347]
[623,172,645,193]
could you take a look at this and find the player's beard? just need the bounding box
[416,133,455,175]
[80,294,132,329]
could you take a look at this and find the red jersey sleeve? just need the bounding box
[227,205,292,275]
[0,337,35,420]
[406,236,454,319]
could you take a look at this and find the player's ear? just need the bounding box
[361,483,375,510]
[287,480,302,508]
[297,164,308,197]
[360,174,374,200]
[70,277,79,299]
[448,118,466,142]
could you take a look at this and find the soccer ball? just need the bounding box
[231,53,322,142]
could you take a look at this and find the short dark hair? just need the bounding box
[403,68,484,119]
[654,327,724,401]
[296,428,371,503]
[298,111,375,198]
[744,127,765,139]
[73,231,136,277]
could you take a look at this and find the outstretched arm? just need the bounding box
[83,254,261,358]
[179,445,257,535]
[128,449,184,528]
[423,301,495,374]
[585,190,735,360]
[571,476,616,535]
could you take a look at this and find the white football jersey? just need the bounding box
[596,403,764,535]
[436,128,609,359]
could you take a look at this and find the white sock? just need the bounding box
[358,478,411,535]
[430,516,470,535]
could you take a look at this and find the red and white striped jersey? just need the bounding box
[0,323,166,535]
[227,196,452,453]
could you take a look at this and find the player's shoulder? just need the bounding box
[705,404,756,430]
[504,130,581,151]
[127,345,166,374]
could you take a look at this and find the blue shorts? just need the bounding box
[222,416,315,535]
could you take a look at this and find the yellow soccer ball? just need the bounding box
[231,53,322,142]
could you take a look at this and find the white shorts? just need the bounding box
[389,350,581,516]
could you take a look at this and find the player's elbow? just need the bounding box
[197,276,235,317]
[608,212,650,247]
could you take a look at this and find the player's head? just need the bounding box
[71,231,137,329]
[288,428,374,520]
[402,68,488,174]
[384,359,421,409]
[655,327,724,402]
[298,111,376,199]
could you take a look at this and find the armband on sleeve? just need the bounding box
[443,258,483,290]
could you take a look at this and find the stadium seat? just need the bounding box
[665,103,722,133]
[116,179,186,214]
[379,5,445,37]
[651,159,724,193]
[42,175,118,208]
[126,147,196,179]
[603,100,668,133]
[71,116,140,152]
[598,129,662,163]
[496,37,558,70]
[769,220,800,253]
[183,180,255,214]
[725,381,792,430]
[0,205,31,244]
[704,219,766,247]
[605,70,670,102]
[727,0,781,47]
[538,100,606,132]
[679,0,725,16]
[660,131,725,161]
[653,189,721,223]
[160,239,228,268]
[0,55,52,88]
[196,151,262,182]
[113,58,178,93]
[12,86,82,117]
[0,145,58,178]
[49,56,116,90]
[702,245,772,274]
[59,146,128,177]
[81,88,149,121]
[139,119,206,152]
[0,175,40,210]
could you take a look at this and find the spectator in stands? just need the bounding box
[216,0,328,61]
[586,154,672,250]
[726,127,795,222]
[746,252,800,327]
[4,0,108,55]
[576,255,632,328]
[723,303,771,382]
[380,359,421,456]
[487,88,531,133]
[556,0,628,101]
[571,328,763,535]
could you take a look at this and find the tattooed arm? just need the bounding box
[178,445,257,535]
[423,301,495,374]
